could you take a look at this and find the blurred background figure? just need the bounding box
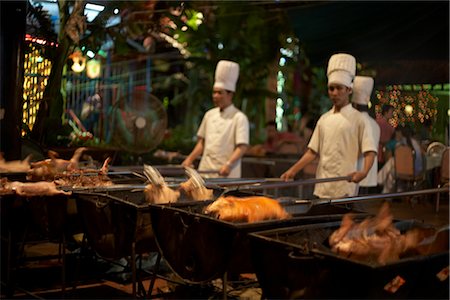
[262,121,305,155]
[247,120,305,157]
[376,104,395,168]
[81,93,101,135]
[377,125,424,193]
[352,76,381,195]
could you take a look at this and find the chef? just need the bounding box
[181,60,249,178]
[352,76,381,195]
[281,53,377,198]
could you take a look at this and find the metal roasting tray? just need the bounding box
[248,219,449,299]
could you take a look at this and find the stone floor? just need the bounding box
[1,192,448,299]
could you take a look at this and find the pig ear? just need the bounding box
[23,154,32,163]
[48,150,59,159]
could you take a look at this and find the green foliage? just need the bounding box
[158,125,197,155]
[163,1,300,140]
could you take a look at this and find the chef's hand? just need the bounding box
[280,169,296,181]
[348,171,367,183]
[181,159,193,168]
[219,164,231,177]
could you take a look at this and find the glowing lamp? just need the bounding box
[404,104,413,115]
[70,49,86,73]
[86,59,101,79]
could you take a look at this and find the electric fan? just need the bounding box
[108,90,167,154]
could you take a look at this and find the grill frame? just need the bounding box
[248,219,450,299]
[148,192,369,284]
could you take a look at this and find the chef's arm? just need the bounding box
[181,138,204,168]
[219,144,249,176]
[348,151,376,183]
[280,149,317,181]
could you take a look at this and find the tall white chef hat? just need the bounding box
[352,76,374,105]
[327,53,356,88]
[213,60,240,92]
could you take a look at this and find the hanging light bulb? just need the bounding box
[404,104,413,115]
[69,49,86,73]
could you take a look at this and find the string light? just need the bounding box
[375,85,439,128]
[22,44,52,135]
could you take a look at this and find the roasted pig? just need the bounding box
[27,147,87,181]
[204,195,290,223]
[0,179,71,197]
[179,167,213,201]
[0,154,31,172]
[53,157,113,187]
[329,202,433,265]
[179,178,213,201]
[143,164,180,204]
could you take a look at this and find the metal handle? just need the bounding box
[288,251,314,260]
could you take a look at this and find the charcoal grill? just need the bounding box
[148,192,368,284]
[71,184,230,297]
[249,219,449,299]
[149,186,449,286]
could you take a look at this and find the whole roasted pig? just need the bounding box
[0,154,31,172]
[204,195,290,223]
[27,147,87,181]
[144,184,180,204]
[1,179,71,197]
[179,167,213,201]
[329,202,427,265]
[143,164,180,204]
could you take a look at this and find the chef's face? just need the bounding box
[328,83,352,110]
[213,88,233,110]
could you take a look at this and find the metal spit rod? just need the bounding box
[306,186,450,206]
[229,176,352,192]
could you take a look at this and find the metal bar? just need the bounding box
[233,176,352,192]
[242,157,276,166]
[314,187,450,206]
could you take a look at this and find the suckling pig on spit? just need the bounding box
[143,164,180,204]
[0,154,31,172]
[1,179,71,197]
[204,195,290,223]
[329,202,432,265]
[27,147,87,181]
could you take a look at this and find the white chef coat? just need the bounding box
[308,103,378,198]
[357,112,381,187]
[197,104,249,178]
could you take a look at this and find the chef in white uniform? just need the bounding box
[352,76,381,195]
[182,60,249,178]
[281,53,377,199]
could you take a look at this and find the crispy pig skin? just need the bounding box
[204,195,290,223]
